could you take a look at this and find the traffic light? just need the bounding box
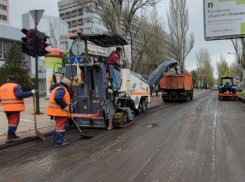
[37,31,50,56]
[21,29,36,57]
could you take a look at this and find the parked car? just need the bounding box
[236,87,242,92]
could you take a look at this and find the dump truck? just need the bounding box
[160,72,193,102]
[218,76,238,101]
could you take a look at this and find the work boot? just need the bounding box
[13,133,20,139]
[6,134,19,143]
[54,141,70,147]
[53,139,67,145]
[107,119,114,130]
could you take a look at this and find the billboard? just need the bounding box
[204,0,245,41]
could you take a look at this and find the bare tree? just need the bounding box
[76,0,161,35]
[231,39,245,91]
[230,61,243,86]
[93,0,161,36]
[134,11,167,74]
[165,0,194,73]
[231,39,245,69]
[75,0,162,68]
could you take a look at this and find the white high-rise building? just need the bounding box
[58,0,108,34]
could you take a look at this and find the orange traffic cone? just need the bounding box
[160,94,162,99]
[154,96,157,100]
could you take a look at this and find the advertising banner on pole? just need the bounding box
[204,0,245,41]
[45,48,64,99]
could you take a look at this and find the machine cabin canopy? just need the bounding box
[71,31,128,47]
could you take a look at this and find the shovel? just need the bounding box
[33,94,46,141]
[68,111,95,139]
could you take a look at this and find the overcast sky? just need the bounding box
[9,0,236,78]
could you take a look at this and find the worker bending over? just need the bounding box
[46,78,71,147]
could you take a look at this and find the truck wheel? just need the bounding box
[190,95,193,100]
[185,94,189,102]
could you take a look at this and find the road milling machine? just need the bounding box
[64,31,178,129]
[218,76,238,101]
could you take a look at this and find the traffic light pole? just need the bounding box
[34,10,41,114]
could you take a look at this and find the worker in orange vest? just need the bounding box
[46,78,71,147]
[0,75,35,143]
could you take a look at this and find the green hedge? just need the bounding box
[237,92,245,96]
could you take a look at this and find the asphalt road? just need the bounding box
[1,90,245,182]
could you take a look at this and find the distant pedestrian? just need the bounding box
[0,75,35,143]
[46,78,71,147]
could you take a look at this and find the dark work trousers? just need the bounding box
[53,117,68,145]
[6,112,20,135]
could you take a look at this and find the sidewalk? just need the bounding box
[0,97,55,146]
[238,94,245,102]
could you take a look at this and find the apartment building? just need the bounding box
[0,0,9,25]
[58,0,107,34]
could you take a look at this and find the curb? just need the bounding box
[0,130,54,150]
[0,125,77,150]
[0,125,55,150]
[238,94,245,102]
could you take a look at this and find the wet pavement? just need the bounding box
[1,90,243,182]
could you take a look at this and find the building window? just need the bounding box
[1,5,7,10]
[85,27,91,33]
[72,20,77,27]
[0,14,7,21]
[77,8,84,15]
[0,39,2,58]
[65,12,71,19]
[78,18,83,25]
[67,21,71,28]
[71,10,77,17]
[85,6,92,13]
[84,17,93,24]
[60,13,65,19]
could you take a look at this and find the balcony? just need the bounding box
[65,12,71,19]
[78,8,84,15]
[71,10,77,17]
[78,19,84,25]
[72,21,77,27]
[60,14,65,19]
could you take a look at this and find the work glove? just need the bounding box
[63,106,69,112]
[31,89,35,94]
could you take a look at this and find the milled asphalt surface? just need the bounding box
[1,90,245,182]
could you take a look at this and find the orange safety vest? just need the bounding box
[46,86,70,117]
[0,83,25,112]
